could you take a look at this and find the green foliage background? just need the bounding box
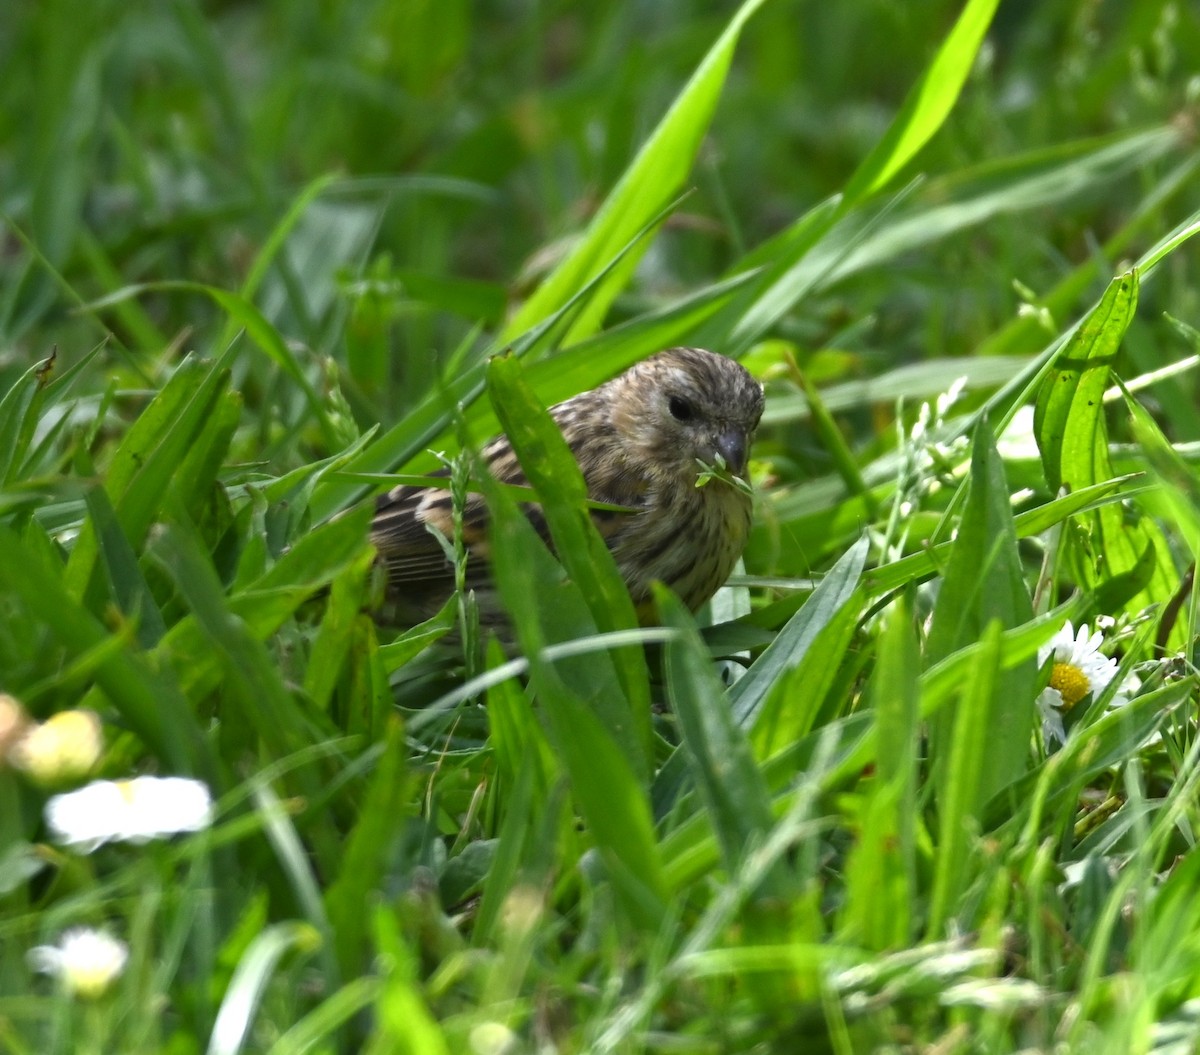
[3,0,1200,1051]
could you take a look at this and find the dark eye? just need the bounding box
[668,395,694,421]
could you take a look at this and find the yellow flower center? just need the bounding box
[1050,662,1091,710]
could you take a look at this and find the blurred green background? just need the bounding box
[5,1,1197,395]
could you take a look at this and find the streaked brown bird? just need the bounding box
[370,347,764,628]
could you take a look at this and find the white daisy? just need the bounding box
[28,927,128,999]
[45,775,214,852]
[1037,621,1132,747]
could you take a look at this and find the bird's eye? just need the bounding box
[668,395,694,421]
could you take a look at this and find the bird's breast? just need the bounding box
[606,477,752,612]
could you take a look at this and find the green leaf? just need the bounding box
[1034,269,1176,620]
[732,535,868,728]
[748,580,864,760]
[308,197,699,524]
[1036,272,1138,494]
[0,353,52,485]
[376,597,457,674]
[501,0,768,344]
[983,677,1193,832]
[486,352,652,772]
[303,547,377,711]
[926,621,1003,939]
[842,0,1001,205]
[861,475,1142,597]
[160,505,373,704]
[83,485,167,648]
[324,719,408,978]
[265,978,382,1055]
[482,462,669,928]
[64,354,233,607]
[840,595,919,950]
[453,268,760,461]
[659,587,776,881]
[926,424,1035,801]
[474,638,557,947]
[88,280,337,443]
[147,520,322,766]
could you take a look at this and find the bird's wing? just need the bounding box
[371,472,490,593]
[369,414,647,613]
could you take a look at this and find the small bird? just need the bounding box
[370,347,764,629]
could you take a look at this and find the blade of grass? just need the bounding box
[502,0,769,344]
[926,618,1004,939]
[841,0,1001,206]
[486,352,652,771]
[926,424,1035,804]
[839,594,919,950]
[658,587,777,884]
[482,462,669,929]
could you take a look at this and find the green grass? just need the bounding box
[3,0,1200,1051]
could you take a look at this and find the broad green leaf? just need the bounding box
[1034,269,1175,620]
[732,535,868,728]
[1036,272,1138,494]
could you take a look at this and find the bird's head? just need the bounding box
[608,347,764,482]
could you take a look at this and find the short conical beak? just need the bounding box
[714,429,748,476]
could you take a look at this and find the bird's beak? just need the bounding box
[714,429,748,476]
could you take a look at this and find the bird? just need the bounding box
[370,347,764,631]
